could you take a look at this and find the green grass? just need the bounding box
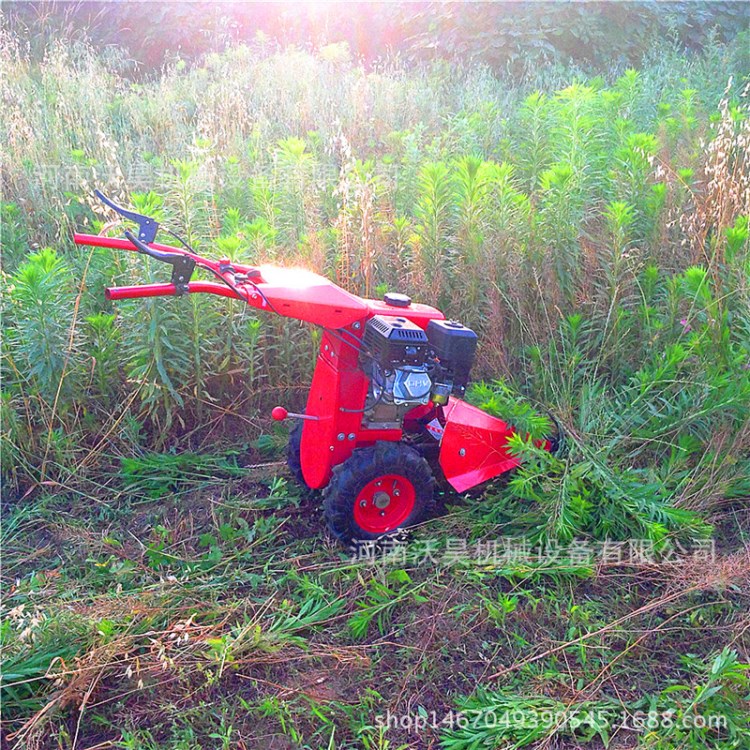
[3,36,748,480]
[2,466,748,748]
[1,25,749,750]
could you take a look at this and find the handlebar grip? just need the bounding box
[106,283,177,300]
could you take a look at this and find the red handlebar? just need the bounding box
[105,281,243,301]
[74,232,215,266]
[76,232,249,302]
[74,230,375,328]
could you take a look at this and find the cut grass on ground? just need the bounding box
[2,449,748,749]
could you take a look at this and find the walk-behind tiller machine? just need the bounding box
[76,191,557,544]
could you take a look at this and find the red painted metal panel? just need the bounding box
[300,331,370,488]
[365,298,444,329]
[439,398,521,493]
[355,428,403,444]
[256,266,368,329]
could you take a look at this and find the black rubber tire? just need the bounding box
[323,442,435,544]
[286,420,305,486]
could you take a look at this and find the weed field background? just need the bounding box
[1,8,749,749]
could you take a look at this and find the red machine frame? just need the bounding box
[74,230,523,497]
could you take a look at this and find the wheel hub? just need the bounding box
[373,491,391,509]
[353,474,416,534]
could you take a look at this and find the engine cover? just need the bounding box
[362,315,429,368]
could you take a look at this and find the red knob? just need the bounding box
[271,406,288,421]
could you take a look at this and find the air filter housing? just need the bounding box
[426,319,478,390]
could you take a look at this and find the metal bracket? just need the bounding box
[95,189,159,244]
[123,229,196,296]
[169,256,196,296]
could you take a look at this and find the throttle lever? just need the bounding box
[95,189,159,244]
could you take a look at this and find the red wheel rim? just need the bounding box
[353,474,416,534]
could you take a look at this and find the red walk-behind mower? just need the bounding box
[76,191,554,543]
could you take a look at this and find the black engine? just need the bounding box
[360,314,477,428]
